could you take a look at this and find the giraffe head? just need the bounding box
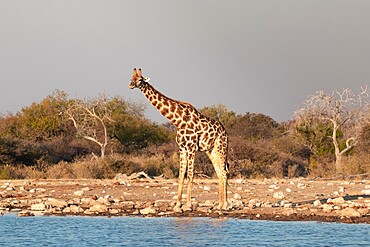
[129,68,150,89]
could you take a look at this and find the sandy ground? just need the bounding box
[1,177,369,223]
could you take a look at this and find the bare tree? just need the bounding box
[294,86,369,173]
[65,96,114,158]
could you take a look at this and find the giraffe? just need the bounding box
[129,68,229,211]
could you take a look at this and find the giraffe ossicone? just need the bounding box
[129,68,229,211]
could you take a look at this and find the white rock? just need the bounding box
[337,208,361,217]
[31,203,46,211]
[273,191,285,200]
[74,190,85,196]
[228,199,243,209]
[45,198,68,208]
[313,200,322,206]
[358,208,369,216]
[286,188,292,193]
[297,183,306,189]
[140,207,156,215]
[64,205,84,213]
[203,186,211,191]
[97,197,111,205]
[235,179,244,184]
[89,204,108,213]
[233,193,242,200]
[109,209,120,214]
[322,204,333,213]
[361,189,370,195]
[81,187,90,192]
[18,211,35,217]
[332,197,345,205]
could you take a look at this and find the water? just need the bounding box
[0,214,369,246]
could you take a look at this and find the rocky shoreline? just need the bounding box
[1,177,369,224]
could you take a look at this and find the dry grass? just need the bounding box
[0,153,179,180]
[1,152,369,180]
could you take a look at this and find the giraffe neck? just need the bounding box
[140,83,190,127]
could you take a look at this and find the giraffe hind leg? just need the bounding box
[207,149,228,210]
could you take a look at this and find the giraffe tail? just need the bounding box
[225,160,230,174]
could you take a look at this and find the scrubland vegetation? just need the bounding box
[0,88,369,180]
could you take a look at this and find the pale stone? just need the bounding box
[89,204,108,213]
[233,193,242,200]
[74,190,85,196]
[332,197,345,205]
[97,197,111,205]
[64,205,84,214]
[84,209,94,215]
[140,207,156,215]
[120,201,135,210]
[202,200,214,207]
[229,199,243,209]
[45,198,68,208]
[18,211,35,217]
[269,185,279,190]
[322,204,333,213]
[313,200,322,207]
[203,186,211,191]
[273,191,285,199]
[286,188,292,193]
[337,208,361,217]
[297,183,306,189]
[109,208,120,214]
[235,178,244,184]
[361,190,370,195]
[358,208,369,216]
[81,187,90,192]
[31,203,46,211]
[282,208,295,216]
[154,200,171,208]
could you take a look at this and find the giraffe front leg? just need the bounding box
[173,150,187,213]
[183,151,195,212]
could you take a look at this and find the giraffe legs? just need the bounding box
[173,148,196,212]
[207,148,228,210]
[173,149,187,212]
[184,151,195,211]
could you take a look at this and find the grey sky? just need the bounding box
[1,0,370,123]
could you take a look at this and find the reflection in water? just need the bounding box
[0,214,369,246]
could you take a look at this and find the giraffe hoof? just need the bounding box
[181,202,193,212]
[217,204,229,211]
[173,205,182,213]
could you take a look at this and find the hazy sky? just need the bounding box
[1,0,370,123]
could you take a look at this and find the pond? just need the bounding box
[1,214,369,246]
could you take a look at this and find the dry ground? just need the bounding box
[1,177,369,223]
